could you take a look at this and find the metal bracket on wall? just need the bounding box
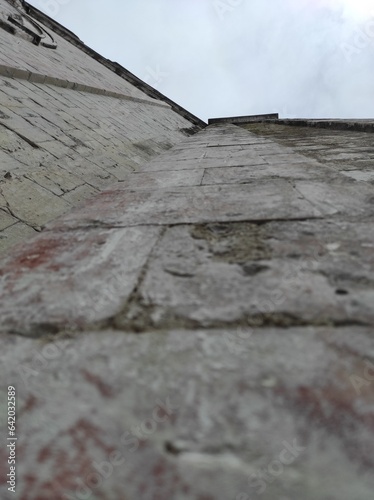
[0,18,16,35]
[7,13,57,49]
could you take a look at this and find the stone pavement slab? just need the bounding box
[0,326,372,499]
[116,221,374,331]
[116,169,204,190]
[0,225,161,336]
[294,179,374,217]
[45,181,323,230]
[202,162,337,184]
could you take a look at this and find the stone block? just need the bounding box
[25,165,85,196]
[118,169,204,189]
[0,63,13,78]
[0,208,17,230]
[0,221,36,257]
[46,181,323,230]
[0,176,71,226]
[341,170,374,182]
[61,183,99,206]
[38,140,76,158]
[295,179,374,217]
[0,225,161,336]
[28,72,46,84]
[202,162,335,185]
[58,155,118,190]
[115,221,374,330]
[0,150,26,175]
[0,326,372,499]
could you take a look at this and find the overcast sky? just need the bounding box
[29,0,374,122]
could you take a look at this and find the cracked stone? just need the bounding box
[116,221,374,330]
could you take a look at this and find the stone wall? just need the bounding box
[0,122,373,499]
[0,0,201,256]
[0,2,373,500]
[0,0,159,99]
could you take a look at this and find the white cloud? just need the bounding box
[29,0,374,121]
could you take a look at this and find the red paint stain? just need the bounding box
[275,383,374,469]
[0,236,65,274]
[68,418,115,456]
[81,368,115,398]
[20,395,39,415]
[28,418,117,498]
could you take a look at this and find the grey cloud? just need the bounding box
[30,0,374,121]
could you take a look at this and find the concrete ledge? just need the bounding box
[208,113,279,125]
[209,116,374,133]
[266,118,374,134]
[0,65,171,109]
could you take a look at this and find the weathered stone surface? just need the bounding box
[294,179,374,217]
[260,153,312,164]
[24,165,85,197]
[0,207,16,230]
[0,0,156,100]
[116,169,205,189]
[201,161,336,184]
[61,184,99,207]
[0,174,71,226]
[141,146,269,172]
[1,5,374,498]
[116,221,374,330]
[241,122,374,174]
[0,326,373,499]
[0,226,161,336]
[0,221,36,255]
[342,170,374,182]
[0,176,71,227]
[0,60,200,250]
[137,125,290,173]
[46,181,323,230]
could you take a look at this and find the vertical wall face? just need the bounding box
[0,2,373,499]
[0,0,162,98]
[0,119,373,499]
[0,0,202,255]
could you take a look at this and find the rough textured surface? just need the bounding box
[0,0,201,256]
[241,122,374,176]
[1,327,374,500]
[1,120,373,499]
[116,220,374,331]
[0,74,197,255]
[0,0,156,99]
[0,3,374,499]
[0,225,162,336]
